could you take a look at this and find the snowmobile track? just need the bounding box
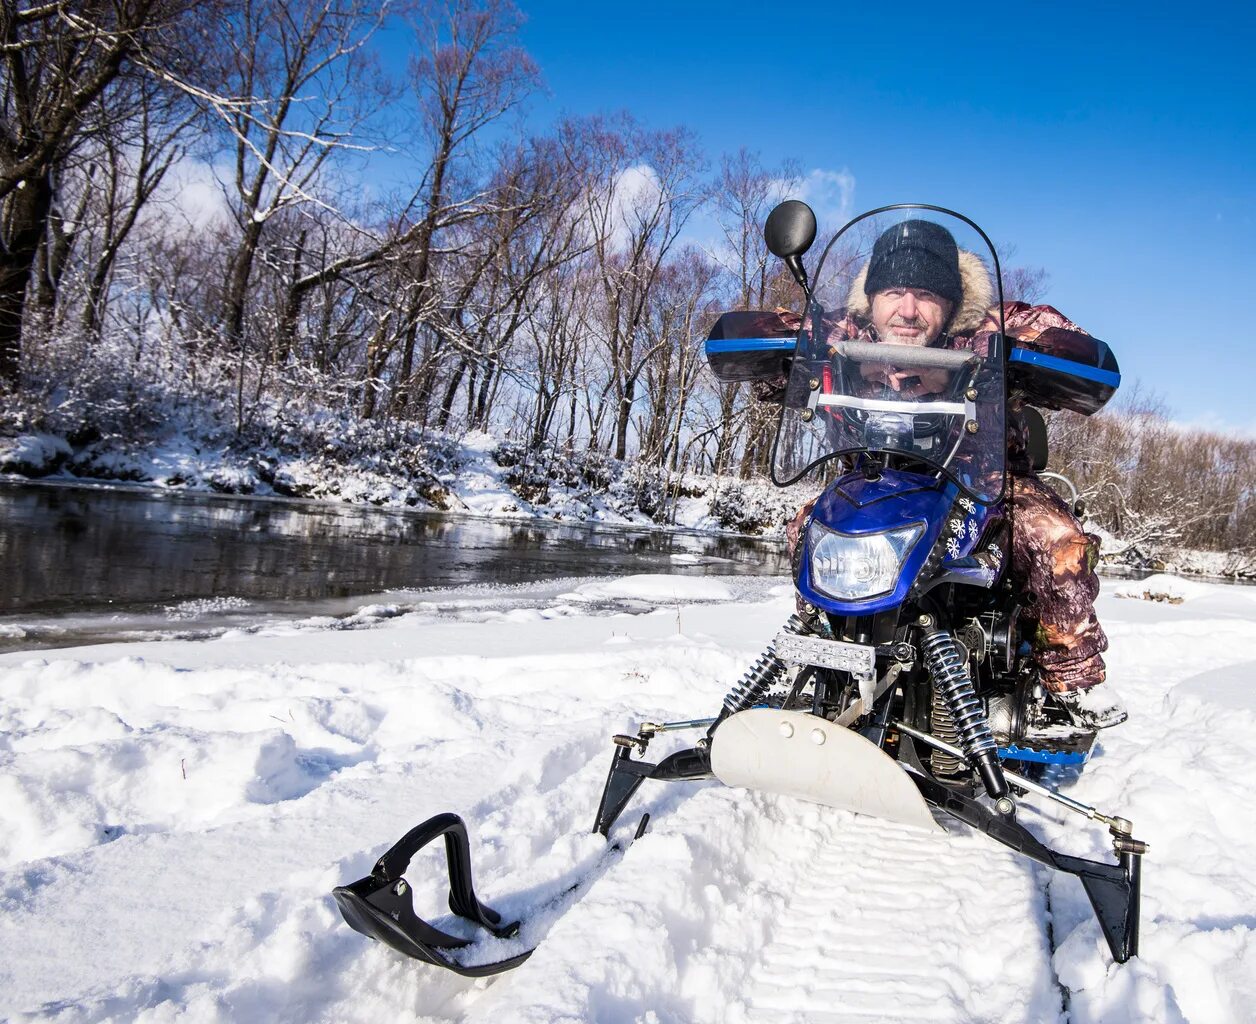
[734,815,1061,1024]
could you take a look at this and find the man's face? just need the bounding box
[870,287,953,346]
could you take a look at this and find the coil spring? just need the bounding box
[929,689,965,776]
[722,614,809,714]
[920,629,997,761]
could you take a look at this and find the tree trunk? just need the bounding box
[0,170,54,384]
[436,353,468,429]
[275,230,309,363]
[224,217,265,348]
[473,360,495,428]
[613,378,635,461]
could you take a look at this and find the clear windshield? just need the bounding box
[770,207,1006,504]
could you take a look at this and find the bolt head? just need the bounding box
[779,721,795,738]
[810,728,826,746]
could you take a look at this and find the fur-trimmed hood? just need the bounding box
[844,248,995,336]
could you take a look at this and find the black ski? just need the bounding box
[334,811,642,976]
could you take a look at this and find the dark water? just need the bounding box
[0,482,788,650]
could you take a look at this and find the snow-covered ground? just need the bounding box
[1,574,1254,1023]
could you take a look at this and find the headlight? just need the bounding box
[808,521,925,601]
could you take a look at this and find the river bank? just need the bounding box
[0,426,808,538]
[3,425,1251,582]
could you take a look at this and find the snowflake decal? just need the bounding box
[958,497,976,513]
[949,518,964,535]
[964,518,978,539]
[946,537,962,559]
[988,544,1003,562]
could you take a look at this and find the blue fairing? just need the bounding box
[796,469,1002,615]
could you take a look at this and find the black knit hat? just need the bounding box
[863,219,962,305]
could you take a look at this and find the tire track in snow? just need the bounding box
[726,807,1066,1024]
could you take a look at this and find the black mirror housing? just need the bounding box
[764,200,817,259]
[764,200,817,291]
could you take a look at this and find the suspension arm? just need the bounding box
[592,740,712,837]
[910,772,1144,963]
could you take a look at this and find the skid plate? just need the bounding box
[710,709,940,832]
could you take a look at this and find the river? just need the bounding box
[0,481,788,652]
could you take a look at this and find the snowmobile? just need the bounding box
[333,204,1145,975]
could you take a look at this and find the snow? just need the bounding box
[563,574,734,603]
[1,427,811,538]
[1112,573,1214,604]
[0,433,71,475]
[1,576,1255,1022]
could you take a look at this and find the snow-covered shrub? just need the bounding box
[0,433,72,476]
[491,439,525,468]
[601,462,671,522]
[577,449,615,491]
[707,480,802,535]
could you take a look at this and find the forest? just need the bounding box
[2,0,1252,571]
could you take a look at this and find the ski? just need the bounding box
[333,811,645,976]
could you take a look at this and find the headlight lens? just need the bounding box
[808,521,925,601]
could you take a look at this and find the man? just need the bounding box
[783,219,1126,731]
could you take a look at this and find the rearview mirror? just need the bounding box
[764,200,816,290]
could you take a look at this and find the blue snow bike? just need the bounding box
[333,204,1146,975]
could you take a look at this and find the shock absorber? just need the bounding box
[720,614,811,716]
[918,616,1010,802]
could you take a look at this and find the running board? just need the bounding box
[911,773,1144,962]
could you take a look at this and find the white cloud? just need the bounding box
[607,162,663,250]
[794,167,856,228]
[147,155,233,236]
[1166,410,1256,440]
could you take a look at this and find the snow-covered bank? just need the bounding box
[0,427,808,538]
[2,576,1255,1022]
[6,424,1252,580]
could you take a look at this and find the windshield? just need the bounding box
[770,207,1007,504]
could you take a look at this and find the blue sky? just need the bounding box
[504,1,1256,431]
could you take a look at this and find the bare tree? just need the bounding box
[380,0,538,417]
[570,115,707,459]
[996,243,1050,304]
[73,75,200,339]
[0,0,191,384]
[637,246,719,470]
[705,148,799,473]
